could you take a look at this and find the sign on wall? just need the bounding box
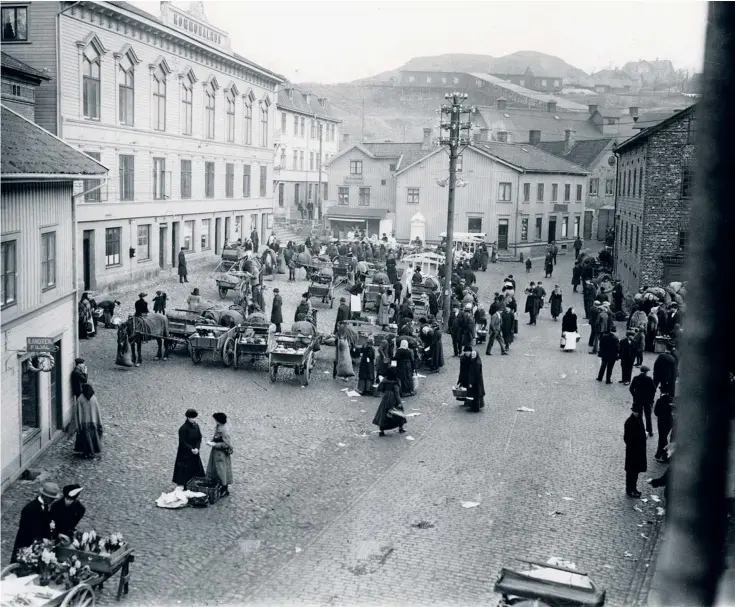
[553,204,569,213]
[26,337,55,352]
[343,176,364,185]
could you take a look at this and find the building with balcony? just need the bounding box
[274,86,340,220]
[4,1,283,291]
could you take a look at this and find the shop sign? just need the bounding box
[344,176,364,185]
[27,337,54,352]
[553,204,569,213]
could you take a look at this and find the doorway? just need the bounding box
[278,183,285,207]
[171,221,179,267]
[547,218,557,243]
[224,217,231,244]
[215,218,222,254]
[497,219,509,250]
[261,214,268,243]
[584,210,594,241]
[82,230,94,291]
[50,340,63,432]
[159,225,168,268]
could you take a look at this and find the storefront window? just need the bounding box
[21,360,40,440]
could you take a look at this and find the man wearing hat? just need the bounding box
[11,482,61,561]
[294,293,311,322]
[50,484,86,539]
[187,288,202,311]
[334,297,351,334]
[455,303,476,349]
[654,342,678,399]
[630,365,656,436]
[270,288,283,333]
[134,293,149,317]
[596,325,619,384]
[624,404,647,497]
[618,329,637,385]
[70,358,88,399]
[173,409,204,489]
[178,246,189,283]
[587,301,602,353]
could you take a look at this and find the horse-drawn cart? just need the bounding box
[269,334,318,386]
[222,320,270,369]
[362,281,384,312]
[188,325,232,365]
[308,266,335,308]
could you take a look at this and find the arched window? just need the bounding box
[226,89,235,142]
[83,45,101,119]
[260,103,269,147]
[182,72,194,135]
[205,82,215,139]
[243,99,252,145]
[153,66,166,131]
[118,52,134,125]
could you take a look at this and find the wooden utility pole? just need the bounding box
[317,122,323,222]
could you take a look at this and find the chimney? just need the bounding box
[564,129,576,155]
[496,97,507,110]
[480,128,490,142]
[342,133,350,144]
[496,131,508,143]
[421,127,432,150]
[547,100,557,113]
[588,104,598,115]
[629,106,639,122]
[529,130,541,146]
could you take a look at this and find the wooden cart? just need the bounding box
[308,267,335,308]
[222,321,270,369]
[188,325,232,365]
[362,282,384,312]
[269,334,317,386]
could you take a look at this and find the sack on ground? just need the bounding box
[336,338,354,377]
[116,339,133,367]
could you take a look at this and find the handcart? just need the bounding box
[332,256,353,281]
[222,320,270,369]
[494,558,605,607]
[308,266,335,308]
[269,333,317,386]
[362,281,384,313]
[188,325,232,365]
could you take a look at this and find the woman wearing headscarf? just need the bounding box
[501,305,515,348]
[457,346,485,412]
[206,412,233,497]
[549,285,563,321]
[429,320,445,372]
[377,288,392,328]
[561,307,579,351]
[71,383,103,459]
[372,368,405,436]
[78,293,93,339]
[172,409,205,489]
[357,336,376,396]
[395,339,416,397]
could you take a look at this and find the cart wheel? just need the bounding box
[222,336,236,367]
[218,286,228,299]
[233,342,239,370]
[191,348,203,365]
[1,564,20,578]
[269,363,278,382]
[60,583,95,607]
[303,353,312,386]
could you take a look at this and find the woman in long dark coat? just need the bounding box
[395,339,415,397]
[524,284,540,324]
[429,321,444,371]
[501,306,515,346]
[206,412,233,497]
[624,405,647,497]
[173,409,205,488]
[465,348,485,413]
[549,285,563,321]
[357,337,376,395]
[372,368,405,436]
[386,256,398,285]
[72,383,102,459]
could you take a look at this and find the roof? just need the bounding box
[1,52,50,81]
[631,110,680,130]
[472,142,588,175]
[615,105,697,154]
[476,106,603,142]
[325,206,387,220]
[469,73,588,111]
[363,142,429,169]
[1,106,108,178]
[536,138,614,170]
[276,87,340,122]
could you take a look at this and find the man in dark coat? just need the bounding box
[12,482,60,562]
[334,297,351,334]
[462,346,485,413]
[630,365,656,436]
[134,292,149,317]
[654,344,678,398]
[582,280,595,319]
[270,288,283,333]
[449,306,461,356]
[486,309,507,355]
[571,263,582,293]
[172,409,204,488]
[587,301,600,352]
[654,393,674,462]
[251,228,259,253]
[501,306,515,347]
[525,283,540,325]
[50,484,86,539]
[178,247,188,283]
[455,303,476,348]
[463,267,476,286]
[294,293,311,322]
[624,405,647,497]
[70,358,88,399]
[618,330,636,385]
[573,236,583,259]
[386,256,398,285]
[612,280,624,313]
[597,326,619,384]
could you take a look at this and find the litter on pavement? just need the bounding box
[624,551,634,558]
[295,547,302,553]
[346,390,360,397]
[461,501,480,509]
[634,506,643,512]
[405,436,415,441]
[641,533,649,539]
[640,498,648,503]
[549,511,564,517]
[562,497,574,501]
[517,406,535,413]
[404,412,421,417]
[337,443,346,447]
[651,495,661,502]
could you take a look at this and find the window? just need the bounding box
[300,116,305,137]
[137,224,150,260]
[181,159,192,199]
[21,360,40,439]
[498,182,512,202]
[205,162,215,198]
[83,152,102,202]
[622,171,627,197]
[634,226,639,254]
[118,54,135,125]
[292,150,298,170]
[564,184,571,202]
[576,184,583,202]
[226,163,234,198]
[294,183,301,204]
[1,6,27,41]
[83,45,101,120]
[358,187,371,207]
[523,183,530,202]
[551,183,558,202]
[310,120,317,139]
[574,216,580,238]
[278,182,285,207]
[350,160,363,175]
[105,227,121,266]
[153,157,166,200]
[260,165,267,197]
[605,179,614,196]
[456,154,463,173]
[226,90,235,142]
[243,164,251,197]
[520,218,529,241]
[310,152,315,171]
[537,183,544,202]
[201,219,211,250]
[627,169,632,197]
[260,104,269,147]
[535,217,543,240]
[1,241,16,306]
[40,232,56,290]
[119,154,134,201]
[279,149,286,169]
[589,178,599,195]
[153,66,166,131]
[299,151,305,170]
[407,188,420,204]
[381,179,387,186]
[688,115,696,144]
[561,217,568,239]
[678,229,689,252]
[293,114,298,135]
[632,170,637,198]
[338,187,349,205]
[681,159,693,198]
[205,82,215,139]
[639,167,643,197]
[323,183,328,202]
[182,74,193,135]
[243,100,252,145]
[389,163,396,172]
[468,217,482,233]
[281,112,287,132]
[183,220,194,251]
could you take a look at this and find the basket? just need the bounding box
[452,387,467,401]
[186,477,221,507]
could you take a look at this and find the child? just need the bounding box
[525,257,532,273]
[634,326,645,367]
[152,290,167,314]
[372,367,405,437]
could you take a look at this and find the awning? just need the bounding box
[325,206,388,221]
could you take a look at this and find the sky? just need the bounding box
[133,0,708,83]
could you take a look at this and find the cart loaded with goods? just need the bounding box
[269,333,318,386]
[188,325,232,365]
[308,264,336,308]
[221,317,270,369]
[1,532,134,607]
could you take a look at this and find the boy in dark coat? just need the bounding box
[624,405,648,497]
[270,288,283,333]
[618,330,636,385]
[178,248,188,283]
[630,365,656,436]
[597,326,619,384]
[582,281,595,319]
[449,306,461,356]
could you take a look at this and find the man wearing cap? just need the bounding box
[456,303,476,349]
[618,329,637,385]
[11,482,60,561]
[596,325,619,384]
[134,293,149,317]
[630,365,656,436]
[178,247,189,283]
[334,297,350,334]
[624,404,648,498]
[173,409,205,489]
[50,484,86,539]
[70,358,88,399]
[270,288,283,333]
[654,342,678,399]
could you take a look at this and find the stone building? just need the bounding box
[613,105,696,294]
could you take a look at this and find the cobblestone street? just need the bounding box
[1,253,667,606]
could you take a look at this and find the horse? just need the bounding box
[118,314,171,366]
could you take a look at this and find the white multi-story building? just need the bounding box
[4,1,283,290]
[274,86,339,220]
